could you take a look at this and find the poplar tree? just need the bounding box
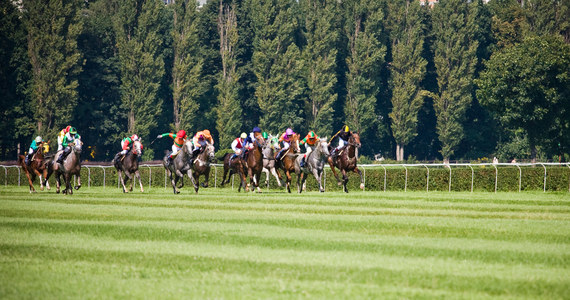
[430,0,478,163]
[24,0,83,137]
[387,0,427,161]
[301,0,338,137]
[171,0,204,132]
[250,0,305,134]
[114,0,165,141]
[216,0,242,147]
[342,0,386,136]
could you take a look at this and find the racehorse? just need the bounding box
[45,141,82,194]
[245,136,265,192]
[187,142,215,193]
[294,137,329,193]
[276,133,300,193]
[262,134,283,187]
[114,140,144,193]
[221,152,247,192]
[163,139,193,194]
[327,132,364,193]
[17,145,49,192]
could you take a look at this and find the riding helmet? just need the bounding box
[286,128,294,136]
[176,130,186,138]
[240,132,247,139]
[253,127,261,133]
[35,136,43,143]
[131,134,139,141]
[308,131,315,138]
[262,132,268,139]
[69,127,77,135]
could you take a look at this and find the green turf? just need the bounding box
[0,186,568,299]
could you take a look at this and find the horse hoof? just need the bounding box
[174,190,180,194]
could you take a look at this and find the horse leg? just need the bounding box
[286,170,292,193]
[354,167,364,190]
[246,168,252,192]
[171,173,180,194]
[341,169,349,193]
[255,171,262,193]
[55,173,61,194]
[328,158,342,185]
[118,170,128,193]
[24,169,35,193]
[262,167,269,186]
[126,171,134,192]
[75,175,82,190]
[42,168,51,190]
[296,171,303,193]
[64,173,72,195]
[33,169,44,191]
[314,169,324,193]
[271,167,283,187]
[187,170,199,193]
[202,171,210,188]
[136,170,144,192]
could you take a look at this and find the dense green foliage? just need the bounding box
[0,187,569,298]
[1,0,569,162]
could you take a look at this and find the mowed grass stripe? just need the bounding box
[0,231,568,299]
[2,194,570,220]
[1,218,568,267]
[1,199,569,244]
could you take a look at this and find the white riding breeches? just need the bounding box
[171,144,181,157]
[304,144,314,158]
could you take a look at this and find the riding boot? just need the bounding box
[57,148,71,164]
[25,153,33,165]
[276,149,283,161]
[192,148,201,158]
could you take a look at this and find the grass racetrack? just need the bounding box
[0,186,569,299]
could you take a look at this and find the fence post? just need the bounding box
[403,165,408,192]
[446,164,451,192]
[17,167,20,186]
[100,166,106,189]
[381,165,387,192]
[323,168,326,191]
[468,165,474,193]
[567,163,570,192]
[164,168,167,189]
[493,164,498,193]
[362,166,365,192]
[2,166,6,187]
[214,165,217,188]
[231,173,234,190]
[147,165,152,190]
[423,165,429,192]
[540,163,546,192]
[515,164,522,192]
[86,166,91,188]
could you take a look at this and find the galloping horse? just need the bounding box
[262,134,283,187]
[221,152,247,192]
[245,136,265,192]
[187,142,215,193]
[163,139,193,194]
[45,141,82,194]
[276,133,300,193]
[114,140,144,193]
[328,132,364,193]
[17,145,49,192]
[294,137,329,193]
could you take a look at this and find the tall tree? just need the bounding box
[24,0,83,137]
[386,0,427,161]
[477,35,570,161]
[342,0,386,136]
[114,0,166,141]
[301,0,338,137]
[430,0,478,163]
[216,0,242,147]
[250,0,305,134]
[171,0,204,132]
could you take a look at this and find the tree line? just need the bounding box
[1,0,569,162]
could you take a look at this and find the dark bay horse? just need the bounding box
[328,132,364,193]
[114,140,144,193]
[188,142,215,193]
[18,145,49,192]
[221,152,247,192]
[163,139,193,194]
[294,137,329,193]
[246,136,265,192]
[276,133,300,193]
[45,141,82,194]
[262,134,283,187]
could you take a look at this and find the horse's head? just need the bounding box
[205,143,215,161]
[71,140,83,153]
[133,140,143,156]
[349,132,361,148]
[183,139,193,155]
[318,137,330,157]
[291,133,301,153]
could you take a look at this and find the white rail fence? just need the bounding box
[2,162,569,192]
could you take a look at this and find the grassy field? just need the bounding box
[0,186,569,299]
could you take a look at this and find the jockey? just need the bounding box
[25,136,44,165]
[230,132,247,161]
[299,131,319,168]
[114,134,142,162]
[157,130,187,165]
[57,125,72,151]
[244,126,262,149]
[329,125,352,157]
[276,128,295,161]
[192,129,214,157]
[56,127,81,164]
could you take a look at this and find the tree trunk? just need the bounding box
[400,145,404,162]
[128,110,135,134]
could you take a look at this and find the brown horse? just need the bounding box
[328,132,364,193]
[17,145,49,192]
[221,152,247,192]
[276,133,300,193]
[188,142,215,193]
[45,141,83,194]
[114,140,144,193]
[245,136,265,192]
